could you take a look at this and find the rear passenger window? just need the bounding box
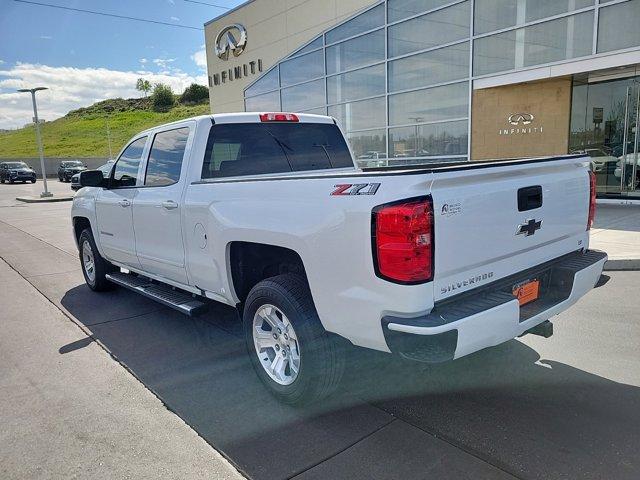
[145,127,190,186]
[201,123,353,179]
[112,136,147,188]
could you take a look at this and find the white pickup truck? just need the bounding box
[72,112,606,404]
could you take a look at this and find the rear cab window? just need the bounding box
[201,122,354,179]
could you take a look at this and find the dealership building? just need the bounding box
[204,0,640,197]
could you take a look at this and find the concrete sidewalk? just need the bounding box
[592,202,640,270]
[0,258,243,480]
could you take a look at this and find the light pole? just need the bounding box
[17,87,52,197]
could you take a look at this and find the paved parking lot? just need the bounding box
[1,181,639,479]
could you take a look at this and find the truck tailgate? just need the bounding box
[430,157,591,302]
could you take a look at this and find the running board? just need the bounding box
[105,272,208,316]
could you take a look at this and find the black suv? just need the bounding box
[0,162,37,184]
[58,161,87,182]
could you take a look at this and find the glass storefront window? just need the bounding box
[389,120,468,158]
[473,12,594,76]
[245,90,280,112]
[281,79,324,112]
[348,129,387,165]
[245,67,279,97]
[326,29,385,75]
[597,0,640,54]
[327,64,385,104]
[388,1,470,58]
[279,50,324,87]
[387,0,454,23]
[389,81,469,126]
[474,0,594,35]
[289,37,323,58]
[326,4,385,44]
[388,42,469,92]
[329,97,386,132]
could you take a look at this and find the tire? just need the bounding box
[30,179,36,184]
[78,228,117,292]
[58,175,63,182]
[1,178,4,184]
[243,274,345,405]
[8,178,13,184]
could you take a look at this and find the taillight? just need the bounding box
[259,112,299,122]
[587,170,596,230]
[372,197,434,284]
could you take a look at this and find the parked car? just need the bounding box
[71,160,114,191]
[571,148,618,174]
[614,153,640,188]
[0,161,36,184]
[71,113,606,404]
[58,160,87,182]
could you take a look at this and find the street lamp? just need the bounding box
[17,87,52,198]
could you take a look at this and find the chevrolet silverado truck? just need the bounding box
[71,112,606,404]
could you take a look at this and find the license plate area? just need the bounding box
[513,279,540,306]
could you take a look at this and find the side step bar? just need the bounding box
[106,272,208,316]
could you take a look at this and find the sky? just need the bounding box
[0,0,244,129]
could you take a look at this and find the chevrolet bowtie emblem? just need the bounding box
[516,219,542,236]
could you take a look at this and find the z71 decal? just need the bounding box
[331,183,381,196]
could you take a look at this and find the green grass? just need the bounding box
[0,99,210,158]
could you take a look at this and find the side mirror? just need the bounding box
[79,170,105,188]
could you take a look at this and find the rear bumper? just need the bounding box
[382,249,607,363]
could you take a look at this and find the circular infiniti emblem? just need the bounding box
[215,24,247,60]
[508,113,534,126]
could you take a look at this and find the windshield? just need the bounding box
[63,161,84,167]
[4,162,28,169]
[98,162,114,175]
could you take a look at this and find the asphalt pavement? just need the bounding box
[1,181,639,480]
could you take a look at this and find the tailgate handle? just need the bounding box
[518,186,542,211]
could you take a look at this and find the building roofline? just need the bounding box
[204,0,257,27]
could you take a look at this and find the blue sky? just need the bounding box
[0,0,243,128]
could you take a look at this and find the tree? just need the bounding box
[151,83,175,112]
[179,83,209,104]
[136,78,152,97]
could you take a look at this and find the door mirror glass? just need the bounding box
[79,170,105,188]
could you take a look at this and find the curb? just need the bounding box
[603,259,640,271]
[16,195,74,203]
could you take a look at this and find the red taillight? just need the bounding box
[588,170,596,230]
[373,197,433,283]
[259,112,299,122]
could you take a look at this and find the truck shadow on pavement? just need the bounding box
[59,284,640,480]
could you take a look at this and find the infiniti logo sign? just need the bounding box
[508,113,534,126]
[215,24,247,60]
[499,112,543,136]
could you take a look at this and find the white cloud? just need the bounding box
[40,35,53,40]
[0,63,207,129]
[0,60,4,65]
[139,58,148,64]
[170,16,180,22]
[167,0,175,4]
[152,58,176,70]
[191,46,207,70]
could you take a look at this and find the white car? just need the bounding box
[614,153,640,187]
[71,113,606,404]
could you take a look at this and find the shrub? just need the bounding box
[179,83,209,105]
[151,83,175,112]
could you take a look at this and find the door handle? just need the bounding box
[118,199,131,207]
[161,200,179,210]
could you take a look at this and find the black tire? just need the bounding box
[1,178,4,184]
[8,178,13,184]
[58,175,63,182]
[30,179,36,184]
[78,228,117,292]
[243,274,345,405]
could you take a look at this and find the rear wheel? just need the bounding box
[243,274,345,405]
[79,228,116,291]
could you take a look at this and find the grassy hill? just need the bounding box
[0,97,210,158]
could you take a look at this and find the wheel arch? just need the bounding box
[228,241,308,304]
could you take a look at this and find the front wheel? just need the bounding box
[243,274,345,405]
[30,179,36,184]
[78,228,116,291]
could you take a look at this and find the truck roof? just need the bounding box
[138,112,336,135]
